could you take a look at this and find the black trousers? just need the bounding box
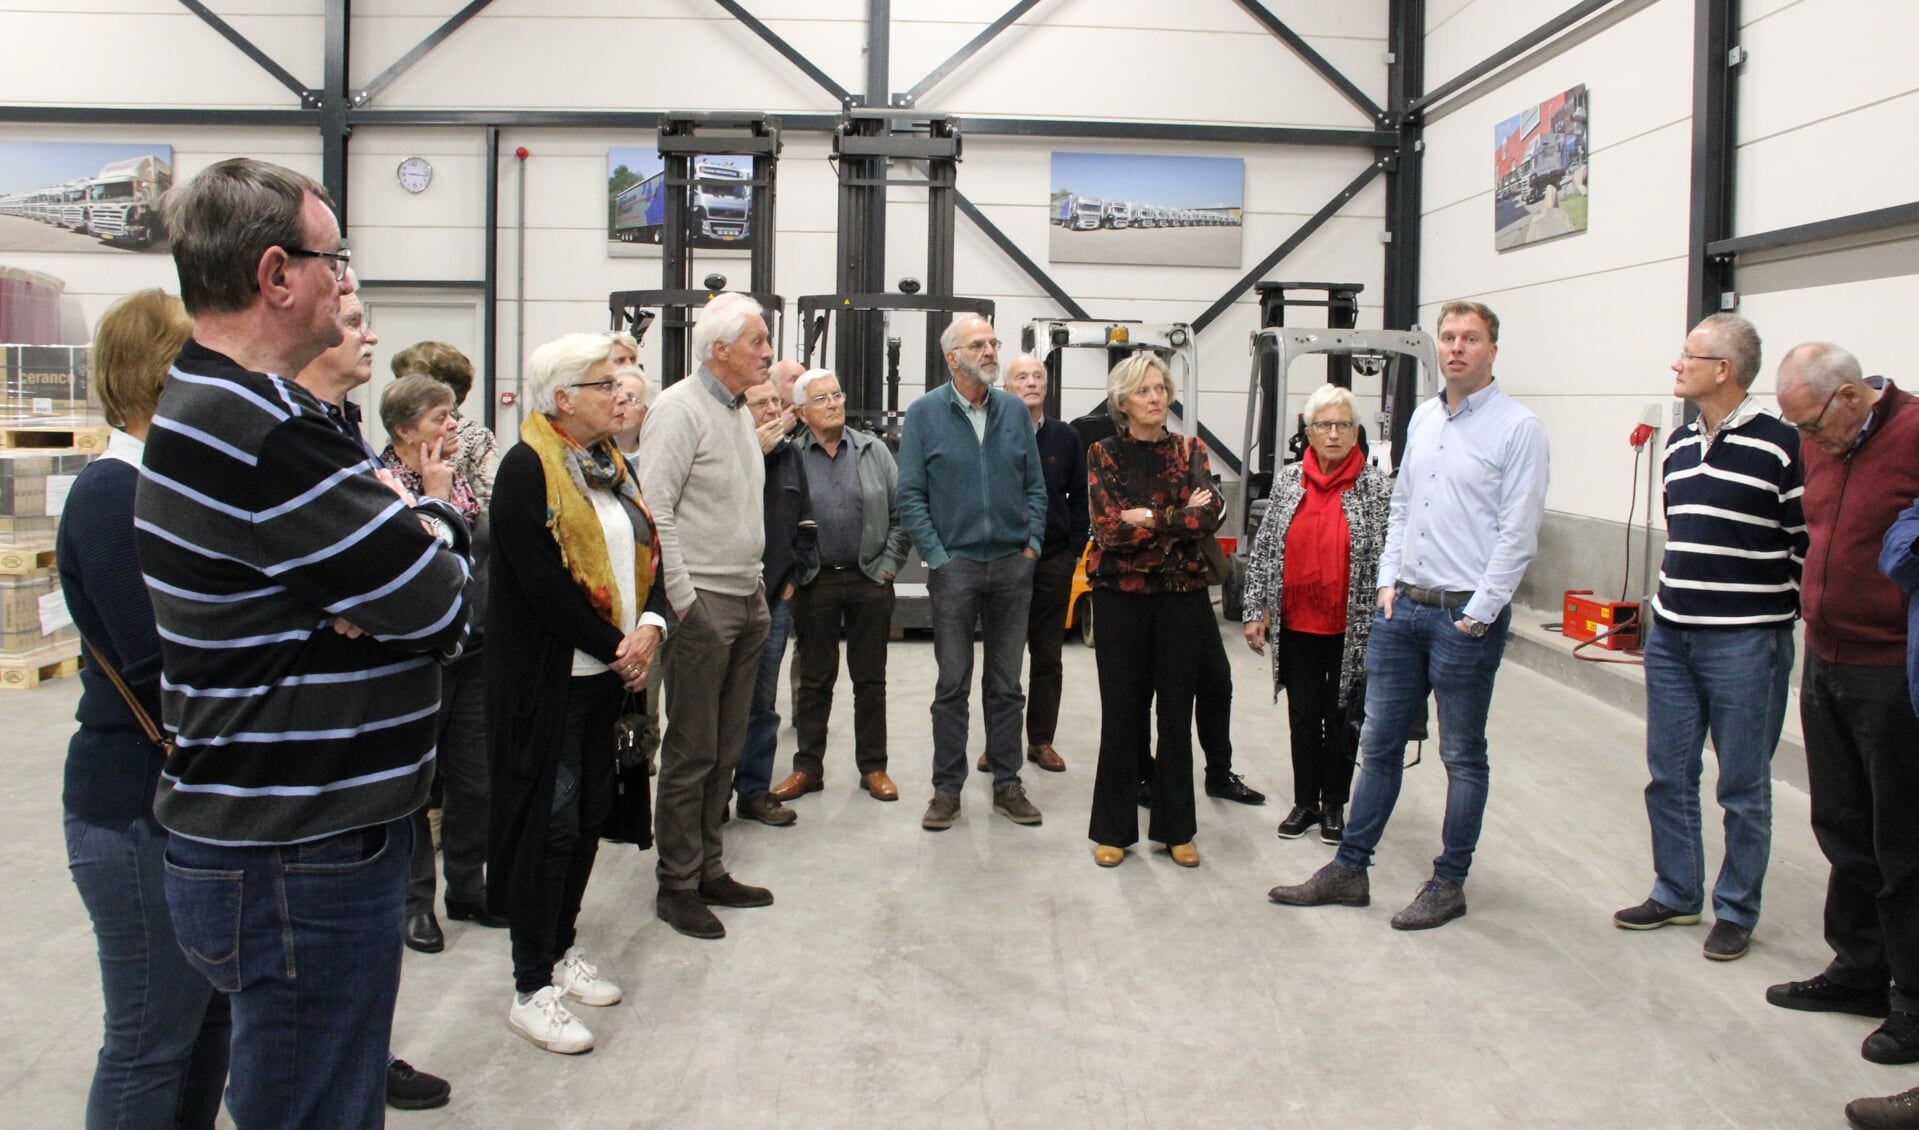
[409,652,490,913]
[1139,603,1234,788]
[1024,545,1078,745]
[1089,588,1211,847]
[509,672,621,994]
[792,568,895,778]
[1802,653,1919,1011]
[1279,628,1356,808]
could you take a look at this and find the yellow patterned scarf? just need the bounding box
[520,411,654,625]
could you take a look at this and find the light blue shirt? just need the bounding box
[949,381,990,442]
[1375,379,1550,623]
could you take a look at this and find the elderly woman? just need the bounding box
[487,332,666,1055]
[1242,384,1392,846]
[1086,353,1226,869]
[377,374,506,950]
[57,289,231,1128]
[611,363,653,459]
[389,339,499,506]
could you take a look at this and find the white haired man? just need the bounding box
[637,293,777,939]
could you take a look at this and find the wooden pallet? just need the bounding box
[0,648,80,689]
[0,424,108,453]
[0,546,54,575]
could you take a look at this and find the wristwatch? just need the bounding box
[1458,615,1490,638]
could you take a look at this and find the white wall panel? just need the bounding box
[0,11,323,108]
[1425,0,1589,94]
[1736,93,1919,237]
[1737,273,1919,395]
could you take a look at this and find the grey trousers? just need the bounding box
[656,586,770,890]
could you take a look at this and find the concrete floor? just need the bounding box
[9,619,1904,1128]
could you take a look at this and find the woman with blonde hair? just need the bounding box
[58,289,231,1128]
[1085,352,1226,868]
[1242,383,1391,845]
[487,332,666,1054]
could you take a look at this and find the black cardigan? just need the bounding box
[485,441,668,912]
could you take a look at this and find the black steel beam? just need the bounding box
[953,191,1091,321]
[1230,0,1385,122]
[358,0,496,106]
[344,108,843,130]
[1383,0,1425,331]
[1192,160,1384,334]
[0,106,316,127]
[712,0,854,105]
[484,126,500,431]
[1707,200,1919,259]
[1686,0,1738,326]
[176,0,314,104]
[321,0,351,225]
[1413,0,1616,113]
[899,0,1043,108]
[867,0,890,107]
[964,117,1392,147]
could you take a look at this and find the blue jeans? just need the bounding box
[64,808,230,1130]
[1643,621,1792,929]
[164,817,411,1130]
[928,553,1035,794]
[1336,600,1510,885]
[733,594,793,802]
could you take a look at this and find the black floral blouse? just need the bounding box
[1085,431,1224,594]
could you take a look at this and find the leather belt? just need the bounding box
[1395,582,1473,610]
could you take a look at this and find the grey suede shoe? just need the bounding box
[1267,861,1370,907]
[1390,878,1467,931]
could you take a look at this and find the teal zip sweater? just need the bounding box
[897,382,1048,569]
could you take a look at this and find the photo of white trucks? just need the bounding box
[610,156,751,247]
[0,152,171,249]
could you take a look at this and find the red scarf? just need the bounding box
[1281,447,1363,634]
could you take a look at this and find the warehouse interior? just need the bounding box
[2,1,1915,1126]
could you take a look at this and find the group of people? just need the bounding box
[49,154,1919,1129]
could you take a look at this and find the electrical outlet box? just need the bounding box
[1669,399,1687,431]
[1640,402,1665,428]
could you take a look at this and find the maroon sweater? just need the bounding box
[1801,380,1919,665]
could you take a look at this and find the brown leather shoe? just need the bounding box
[976,752,988,773]
[1028,743,1066,772]
[860,771,899,801]
[769,771,822,802]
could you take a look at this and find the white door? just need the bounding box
[353,287,486,454]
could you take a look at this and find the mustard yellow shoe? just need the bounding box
[1094,845,1124,868]
[1169,842,1201,868]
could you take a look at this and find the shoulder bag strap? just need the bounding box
[80,638,170,751]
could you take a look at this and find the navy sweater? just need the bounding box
[58,453,168,827]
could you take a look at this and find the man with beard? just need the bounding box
[898,315,1049,831]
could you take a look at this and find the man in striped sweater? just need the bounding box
[1613,313,1805,963]
[134,158,474,1129]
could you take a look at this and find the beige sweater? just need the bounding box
[635,368,766,609]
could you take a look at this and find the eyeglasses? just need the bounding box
[808,389,846,404]
[569,379,619,394]
[960,338,1001,354]
[1677,351,1725,365]
[1307,420,1355,435]
[282,244,352,280]
[1789,386,1843,434]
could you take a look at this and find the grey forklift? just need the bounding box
[1220,282,1437,621]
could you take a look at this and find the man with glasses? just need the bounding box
[1268,300,1548,930]
[1767,343,1919,1067]
[135,158,474,1129]
[730,376,816,826]
[636,292,777,940]
[774,368,912,807]
[898,315,1049,831]
[1610,314,1805,962]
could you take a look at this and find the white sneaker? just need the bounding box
[552,944,623,1006]
[507,986,593,1054]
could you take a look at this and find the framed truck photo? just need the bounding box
[607,146,754,259]
[0,141,174,254]
[1048,152,1243,269]
[1494,84,1590,252]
